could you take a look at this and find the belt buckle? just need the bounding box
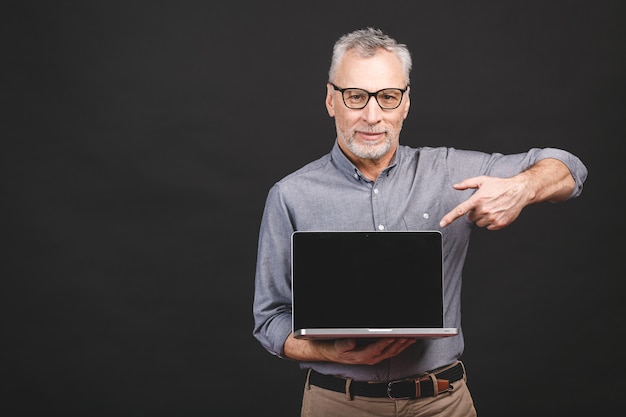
[386,378,414,400]
[387,374,452,400]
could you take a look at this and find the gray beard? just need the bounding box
[343,133,393,160]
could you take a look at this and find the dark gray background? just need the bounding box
[3,1,625,416]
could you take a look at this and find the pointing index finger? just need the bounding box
[439,201,471,228]
[439,177,482,227]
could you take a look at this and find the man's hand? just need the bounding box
[439,175,530,230]
[330,338,417,365]
[283,333,416,365]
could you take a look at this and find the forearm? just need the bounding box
[283,332,334,362]
[516,158,576,204]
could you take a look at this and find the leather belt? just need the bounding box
[308,361,465,400]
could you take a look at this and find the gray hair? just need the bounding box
[328,27,412,85]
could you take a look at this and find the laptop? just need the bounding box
[290,230,458,339]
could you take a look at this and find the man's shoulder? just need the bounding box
[398,144,487,160]
[397,144,449,160]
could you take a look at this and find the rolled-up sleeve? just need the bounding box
[527,148,588,199]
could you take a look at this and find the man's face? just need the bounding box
[326,49,410,162]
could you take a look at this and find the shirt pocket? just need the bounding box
[402,208,441,230]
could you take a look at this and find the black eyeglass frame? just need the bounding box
[330,83,409,110]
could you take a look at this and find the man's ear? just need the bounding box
[325,83,336,117]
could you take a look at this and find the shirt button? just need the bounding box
[423,213,429,219]
[378,224,385,230]
[374,188,379,194]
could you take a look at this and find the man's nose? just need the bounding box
[362,96,383,123]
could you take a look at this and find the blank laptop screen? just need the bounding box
[291,231,445,333]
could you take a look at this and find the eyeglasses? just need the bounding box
[330,83,408,110]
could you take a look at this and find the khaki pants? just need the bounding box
[301,370,477,417]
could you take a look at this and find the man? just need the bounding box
[252,27,587,416]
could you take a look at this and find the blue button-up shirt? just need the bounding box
[253,142,587,382]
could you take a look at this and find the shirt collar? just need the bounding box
[330,140,399,181]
